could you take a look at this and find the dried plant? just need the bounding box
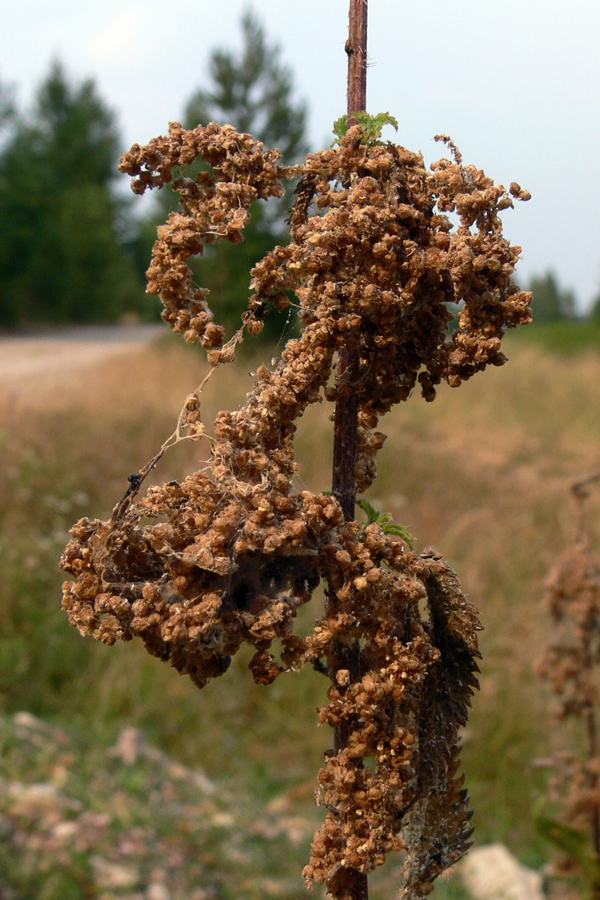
[537,473,600,900]
[60,6,531,898]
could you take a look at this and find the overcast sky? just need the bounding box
[2,0,599,310]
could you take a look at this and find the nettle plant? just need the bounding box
[537,473,600,900]
[60,24,531,899]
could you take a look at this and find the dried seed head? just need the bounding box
[62,121,529,897]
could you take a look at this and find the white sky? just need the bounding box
[1,0,599,310]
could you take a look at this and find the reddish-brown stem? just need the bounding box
[584,680,600,897]
[327,3,369,900]
[578,586,600,896]
[332,0,367,515]
[573,485,600,891]
[572,472,600,543]
[331,351,360,519]
[346,0,368,124]
[586,705,600,862]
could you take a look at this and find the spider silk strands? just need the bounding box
[61,0,531,894]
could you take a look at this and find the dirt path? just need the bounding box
[0,325,164,396]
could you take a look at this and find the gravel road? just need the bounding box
[0,325,164,394]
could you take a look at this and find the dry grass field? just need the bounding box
[1,329,599,898]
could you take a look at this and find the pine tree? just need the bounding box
[0,62,145,327]
[145,11,309,340]
[184,10,308,164]
[528,271,576,324]
[0,80,15,141]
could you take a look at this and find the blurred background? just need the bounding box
[1,0,600,329]
[1,3,599,899]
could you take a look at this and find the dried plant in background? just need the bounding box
[537,472,600,900]
[60,5,531,898]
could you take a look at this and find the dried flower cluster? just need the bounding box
[61,120,530,898]
[537,474,600,897]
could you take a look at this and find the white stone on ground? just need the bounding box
[459,844,544,900]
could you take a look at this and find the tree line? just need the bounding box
[0,63,145,327]
[0,13,308,335]
[0,12,596,333]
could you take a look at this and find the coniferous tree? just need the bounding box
[184,10,308,163]
[145,11,309,339]
[528,271,576,324]
[0,62,145,327]
[0,80,15,142]
[588,286,600,321]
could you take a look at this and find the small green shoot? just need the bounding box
[536,814,600,898]
[332,111,399,147]
[357,499,414,548]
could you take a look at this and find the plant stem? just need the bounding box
[332,0,367,516]
[585,702,600,897]
[346,0,368,127]
[327,3,369,900]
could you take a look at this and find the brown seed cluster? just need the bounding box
[537,474,600,874]
[538,539,600,725]
[62,121,529,897]
[304,548,481,896]
[119,122,287,349]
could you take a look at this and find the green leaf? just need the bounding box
[331,111,398,147]
[381,523,415,546]
[536,814,600,889]
[357,498,380,524]
[357,499,414,548]
[536,815,587,858]
[355,111,398,144]
[332,114,348,144]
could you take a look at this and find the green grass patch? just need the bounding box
[5,335,600,894]
[513,318,600,355]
